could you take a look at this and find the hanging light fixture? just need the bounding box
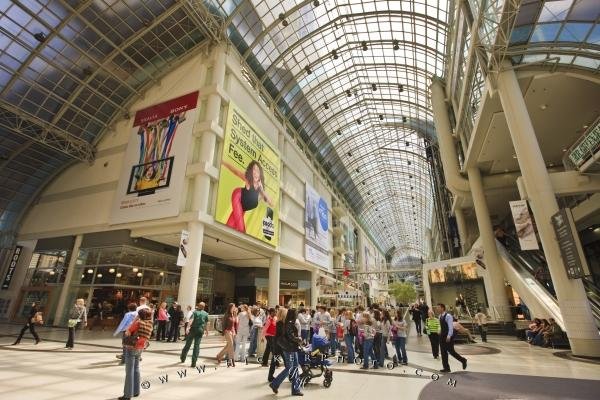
[331,49,339,60]
[393,39,400,50]
[323,102,329,109]
[361,41,368,51]
[305,65,312,74]
[371,83,377,91]
[398,84,404,92]
[379,114,384,120]
[346,89,352,97]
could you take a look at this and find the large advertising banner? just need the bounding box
[215,103,280,246]
[110,92,199,224]
[305,183,329,269]
[509,200,539,251]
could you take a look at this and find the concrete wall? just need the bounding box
[17,45,385,279]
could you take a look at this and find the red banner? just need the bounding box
[133,91,199,127]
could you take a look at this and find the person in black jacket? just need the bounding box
[167,304,184,342]
[13,302,41,345]
[268,308,303,396]
[411,304,422,336]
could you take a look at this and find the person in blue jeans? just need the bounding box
[343,311,357,363]
[268,308,303,396]
[392,309,408,364]
[360,312,377,369]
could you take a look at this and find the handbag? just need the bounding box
[32,312,44,325]
[68,319,79,328]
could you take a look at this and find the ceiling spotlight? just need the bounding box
[332,49,339,59]
[372,83,377,91]
[393,39,399,50]
[305,65,312,74]
[323,102,329,109]
[347,152,352,157]
[362,181,366,185]
[87,269,93,274]
[361,41,368,51]
[33,32,47,43]
[49,270,55,275]
[356,118,362,124]
[346,89,352,97]
[137,272,143,277]
[116,273,122,278]
[97,273,103,278]
[132,267,139,272]
[109,268,115,273]
[159,272,164,276]
[379,114,384,120]
[337,130,342,135]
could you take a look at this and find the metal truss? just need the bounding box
[473,0,521,81]
[185,0,227,43]
[0,101,95,163]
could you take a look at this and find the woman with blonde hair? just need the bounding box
[65,298,87,349]
[216,303,238,366]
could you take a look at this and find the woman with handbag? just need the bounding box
[12,302,42,345]
[66,298,88,349]
[119,308,153,400]
[268,308,303,396]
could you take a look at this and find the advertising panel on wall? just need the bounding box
[305,183,329,269]
[215,103,280,246]
[110,92,199,224]
[176,230,189,267]
[509,200,539,250]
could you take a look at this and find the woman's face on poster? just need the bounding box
[144,165,155,179]
[252,163,261,183]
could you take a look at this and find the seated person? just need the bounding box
[532,319,550,346]
[452,317,477,343]
[526,318,542,342]
[542,318,563,347]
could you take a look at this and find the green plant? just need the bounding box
[388,281,417,305]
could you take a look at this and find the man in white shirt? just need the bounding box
[437,303,467,373]
[474,308,488,342]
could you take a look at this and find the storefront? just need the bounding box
[233,267,312,308]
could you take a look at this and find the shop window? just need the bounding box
[97,247,123,265]
[26,250,68,286]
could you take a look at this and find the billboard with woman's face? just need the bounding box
[110,92,199,224]
[215,103,280,246]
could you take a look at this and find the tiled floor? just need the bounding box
[1,322,599,400]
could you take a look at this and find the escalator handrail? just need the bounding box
[502,238,600,325]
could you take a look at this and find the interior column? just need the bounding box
[53,234,83,325]
[311,269,319,308]
[268,253,280,307]
[177,46,227,311]
[497,62,600,356]
[454,207,468,255]
[467,167,512,321]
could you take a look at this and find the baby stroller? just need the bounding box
[298,334,333,388]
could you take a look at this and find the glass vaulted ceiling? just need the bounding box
[208,0,449,258]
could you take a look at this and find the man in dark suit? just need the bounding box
[437,303,467,373]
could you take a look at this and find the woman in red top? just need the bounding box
[119,308,153,400]
[216,303,239,366]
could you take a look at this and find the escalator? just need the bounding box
[499,235,600,329]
